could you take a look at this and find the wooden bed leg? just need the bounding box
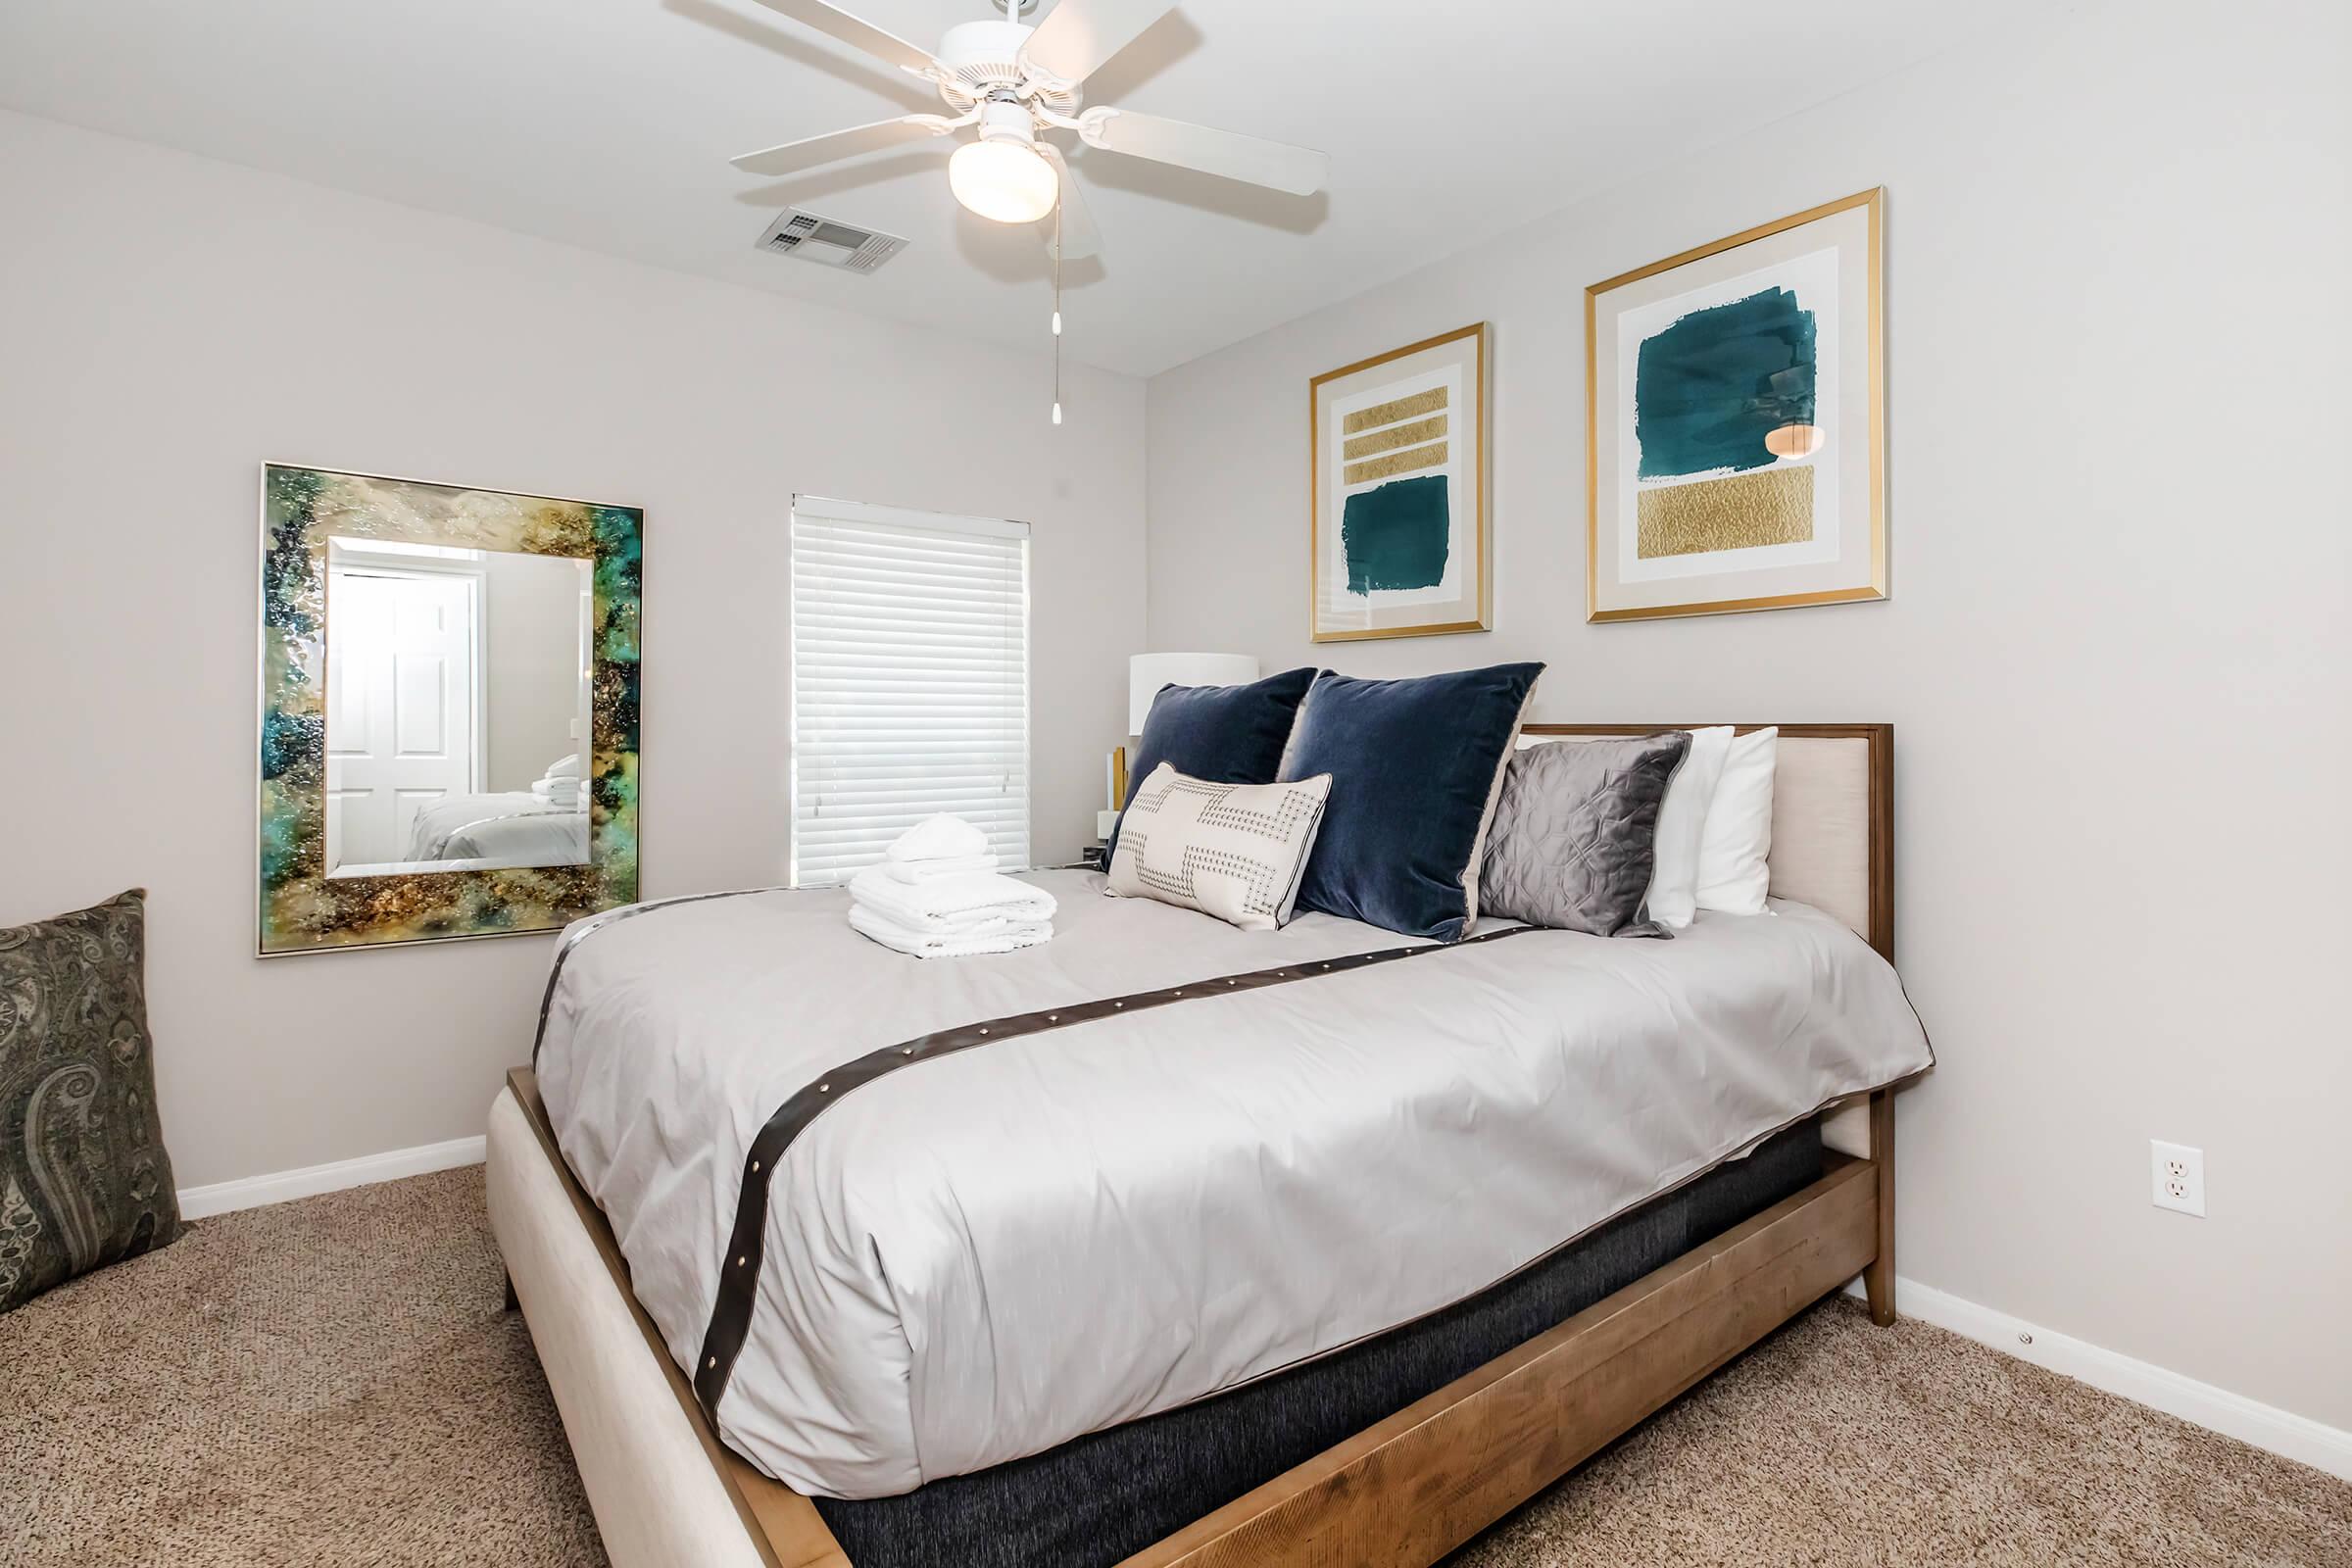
[1863,1089,1896,1326]
[504,1270,520,1313]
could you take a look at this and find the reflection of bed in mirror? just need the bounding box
[322,535,593,879]
[400,779,590,866]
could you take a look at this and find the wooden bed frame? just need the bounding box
[490,722,1908,1568]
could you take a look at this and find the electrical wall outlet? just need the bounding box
[2151,1140,2205,1216]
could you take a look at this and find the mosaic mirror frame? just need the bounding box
[257,465,642,956]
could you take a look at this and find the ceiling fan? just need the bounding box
[728,0,1331,262]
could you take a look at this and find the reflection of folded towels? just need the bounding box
[848,904,1051,959]
[848,866,1055,931]
[880,852,999,885]
[885,813,991,864]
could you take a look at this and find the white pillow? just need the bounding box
[1646,726,1733,929]
[1105,763,1332,931]
[1695,727,1777,915]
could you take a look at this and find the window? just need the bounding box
[790,497,1031,885]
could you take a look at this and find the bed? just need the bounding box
[401,791,589,866]
[488,722,1926,1568]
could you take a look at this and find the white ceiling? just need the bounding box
[0,0,2033,377]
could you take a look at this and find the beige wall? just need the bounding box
[1146,3,2351,1428]
[0,110,1147,1190]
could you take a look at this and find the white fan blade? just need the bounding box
[730,116,953,176]
[1036,143,1102,261]
[742,0,944,76]
[1080,108,1328,196]
[1019,0,1175,87]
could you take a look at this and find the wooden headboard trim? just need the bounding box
[1515,723,1893,961]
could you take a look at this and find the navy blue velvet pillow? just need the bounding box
[1278,663,1546,941]
[1112,666,1321,854]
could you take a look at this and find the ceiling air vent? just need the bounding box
[756,208,908,274]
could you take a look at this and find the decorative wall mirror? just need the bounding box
[257,465,642,956]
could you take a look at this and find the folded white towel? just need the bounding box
[849,904,1052,959]
[531,779,581,804]
[879,852,1000,885]
[885,813,991,865]
[542,754,582,780]
[848,866,1057,932]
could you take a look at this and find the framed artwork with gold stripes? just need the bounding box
[1587,188,1886,622]
[1309,322,1491,642]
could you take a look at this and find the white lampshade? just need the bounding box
[1128,653,1260,734]
[948,138,1057,224]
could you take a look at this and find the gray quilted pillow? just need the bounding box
[0,890,180,1311]
[1478,734,1691,937]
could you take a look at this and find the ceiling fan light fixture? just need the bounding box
[728,0,1334,259]
[949,137,1057,224]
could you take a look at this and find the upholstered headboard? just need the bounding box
[1515,724,1892,960]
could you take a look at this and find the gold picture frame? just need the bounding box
[1586,188,1886,622]
[1309,322,1492,642]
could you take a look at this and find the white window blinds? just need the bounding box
[791,497,1031,886]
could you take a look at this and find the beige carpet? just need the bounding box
[2,1169,2344,1567]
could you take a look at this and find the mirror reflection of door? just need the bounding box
[322,537,594,878]
[326,564,480,866]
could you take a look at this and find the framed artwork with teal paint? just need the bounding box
[1309,323,1491,642]
[256,465,642,955]
[1587,188,1886,621]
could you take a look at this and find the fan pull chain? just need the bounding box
[1051,196,1064,426]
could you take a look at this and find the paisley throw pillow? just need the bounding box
[1,890,180,1312]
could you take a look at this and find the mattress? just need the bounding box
[533,869,1931,1499]
[815,1120,1826,1568]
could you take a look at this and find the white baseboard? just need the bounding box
[1847,1276,2352,1482]
[177,1135,486,1221]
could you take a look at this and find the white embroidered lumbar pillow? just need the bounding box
[1104,763,1333,931]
